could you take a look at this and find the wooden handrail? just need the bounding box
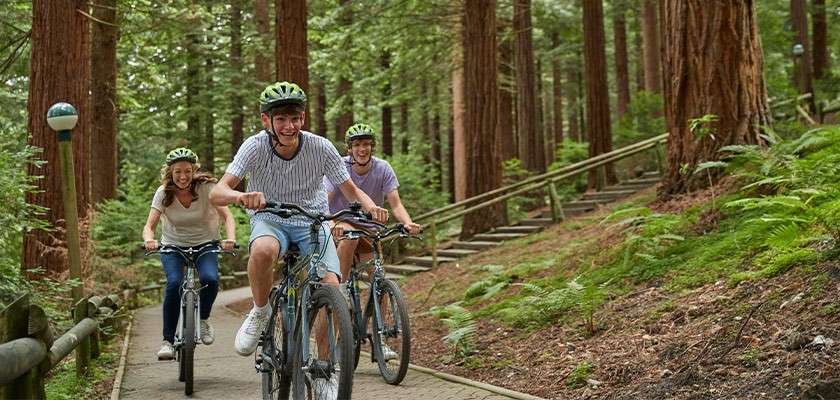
[414,133,668,223]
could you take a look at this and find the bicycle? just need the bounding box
[254,202,364,400]
[341,223,415,385]
[144,240,237,396]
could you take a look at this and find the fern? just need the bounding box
[427,303,477,357]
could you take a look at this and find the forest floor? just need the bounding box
[401,186,840,400]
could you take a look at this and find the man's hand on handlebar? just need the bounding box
[403,222,422,235]
[221,239,237,251]
[366,205,389,224]
[237,191,266,209]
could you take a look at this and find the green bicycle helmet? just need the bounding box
[345,123,376,145]
[259,81,307,113]
[166,147,198,165]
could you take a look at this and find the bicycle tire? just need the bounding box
[367,279,411,385]
[261,292,292,400]
[183,291,196,395]
[290,285,354,400]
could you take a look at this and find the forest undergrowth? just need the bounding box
[403,125,840,399]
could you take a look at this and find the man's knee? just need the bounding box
[249,237,280,267]
[321,272,340,286]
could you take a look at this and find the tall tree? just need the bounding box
[461,0,504,238]
[566,57,580,142]
[551,31,564,149]
[613,3,631,118]
[582,0,616,189]
[535,58,547,168]
[381,52,393,156]
[276,0,310,128]
[633,9,645,94]
[334,0,353,141]
[90,0,119,204]
[185,12,201,147]
[203,4,216,175]
[641,0,662,93]
[452,9,467,202]
[254,0,273,85]
[811,0,828,80]
[400,101,410,154]
[24,0,91,275]
[230,0,244,157]
[514,0,541,172]
[661,0,769,195]
[498,24,516,161]
[432,84,443,183]
[313,77,327,136]
[790,0,813,96]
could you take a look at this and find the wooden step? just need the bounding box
[404,255,457,267]
[622,177,661,186]
[518,218,553,227]
[493,225,543,234]
[541,207,591,219]
[384,264,431,275]
[471,232,528,242]
[642,170,661,178]
[581,189,637,201]
[451,241,500,250]
[436,248,479,258]
[563,199,610,209]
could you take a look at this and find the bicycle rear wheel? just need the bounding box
[367,279,411,385]
[182,291,196,395]
[290,285,354,400]
[261,291,292,400]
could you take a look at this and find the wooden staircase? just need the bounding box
[383,172,661,277]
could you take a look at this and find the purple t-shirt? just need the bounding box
[324,156,399,215]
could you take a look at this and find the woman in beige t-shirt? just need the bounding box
[142,148,237,360]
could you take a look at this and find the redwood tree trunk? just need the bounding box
[381,52,393,156]
[633,9,645,94]
[613,5,631,118]
[333,0,353,141]
[314,78,327,137]
[790,0,813,97]
[514,0,540,172]
[535,58,547,170]
[551,31,563,149]
[641,0,662,93]
[25,0,91,275]
[660,0,769,196]
[276,0,309,128]
[811,0,828,80]
[432,84,442,184]
[461,0,504,239]
[231,0,244,158]
[583,0,616,189]
[451,9,467,202]
[254,0,272,85]
[498,24,516,161]
[400,101,410,154]
[566,58,580,142]
[90,0,118,204]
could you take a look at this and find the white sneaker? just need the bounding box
[312,374,338,400]
[380,343,398,361]
[157,341,175,360]
[200,319,215,345]
[234,306,269,356]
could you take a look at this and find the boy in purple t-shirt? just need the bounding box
[323,123,421,283]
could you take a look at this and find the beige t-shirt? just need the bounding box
[151,182,221,246]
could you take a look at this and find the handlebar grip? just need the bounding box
[265,201,278,208]
[363,212,373,220]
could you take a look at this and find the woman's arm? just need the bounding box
[216,205,238,250]
[142,208,162,250]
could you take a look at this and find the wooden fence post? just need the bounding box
[1,295,40,400]
[547,182,564,222]
[73,298,91,377]
[429,219,438,269]
[655,143,665,174]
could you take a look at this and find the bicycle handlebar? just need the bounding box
[142,240,239,257]
[258,201,375,225]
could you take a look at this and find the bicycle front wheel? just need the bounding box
[367,279,411,385]
[291,285,354,400]
[261,292,292,400]
[182,291,196,395]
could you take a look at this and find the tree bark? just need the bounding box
[811,0,828,80]
[254,0,272,85]
[399,101,410,154]
[514,0,540,172]
[633,8,645,94]
[421,82,431,163]
[660,0,770,196]
[90,0,119,204]
[498,23,516,161]
[312,77,327,137]
[566,58,580,142]
[432,84,442,184]
[613,5,631,118]
[333,0,353,141]
[275,0,309,128]
[790,0,813,96]
[381,52,393,156]
[203,4,216,175]
[452,8,467,202]
[535,58,547,169]
[583,0,616,189]
[551,31,564,150]
[641,0,662,93]
[231,0,244,160]
[25,0,91,275]
[461,0,504,239]
[185,20,201,146]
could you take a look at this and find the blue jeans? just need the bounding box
[161,250,219,343]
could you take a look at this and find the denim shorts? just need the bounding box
[249,219,342,280]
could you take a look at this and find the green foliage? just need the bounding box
[384,151,448,217]
[565,361,596,388]
[91,168,153,264]
[729,247,820,285]
[426,303,477,358]
[45,345,119,399]
[494,277,608,331]
[614,91,666,147]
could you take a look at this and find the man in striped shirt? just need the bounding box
[210,82,387,366]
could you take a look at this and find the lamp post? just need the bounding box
[46,102,84,302]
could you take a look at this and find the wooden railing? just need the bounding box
[416,133,669,268]
[0,293,123,399]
